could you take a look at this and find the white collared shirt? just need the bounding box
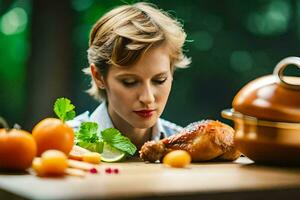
[67,102,183,141]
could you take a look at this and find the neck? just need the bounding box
[117,124,152,150]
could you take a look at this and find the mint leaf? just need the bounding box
[75,122,103,153]
[77,141,103,153]
[101,128,137,156]
[54,98,76,122]
[75,122,99,142]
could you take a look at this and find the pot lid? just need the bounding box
[233,57,300,123]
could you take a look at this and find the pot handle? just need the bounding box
[221,109,234,120]
[273,56,300,90]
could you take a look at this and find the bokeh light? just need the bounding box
[0,7,28,35]
[246,0,291,36]
[71,0,94,12]
[230,51,253,72]
[192,31,214,51]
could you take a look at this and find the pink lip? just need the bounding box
[134,110,155,118]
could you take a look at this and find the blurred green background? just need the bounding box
[1,0,299,131]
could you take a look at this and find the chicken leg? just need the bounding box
[140,120,241,162]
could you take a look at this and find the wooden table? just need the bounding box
[1,157,300,200]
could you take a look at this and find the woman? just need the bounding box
[69,2,190,150]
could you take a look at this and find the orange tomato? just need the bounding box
[163,150,191,168]
[0,129,37,170]
[32,118,74,156]
[32,150,68,176]
[40,150,68,176]
[32,157,45,176]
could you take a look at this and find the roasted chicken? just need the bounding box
[140,120,241,162]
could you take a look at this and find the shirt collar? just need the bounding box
[89,101,114,131]
[89,101,164,141]
[151,119,165,141]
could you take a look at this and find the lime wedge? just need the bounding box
[100,143,126,162]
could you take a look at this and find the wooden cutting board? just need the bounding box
[1,157,300,200]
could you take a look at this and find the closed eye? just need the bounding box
[153,77,167,85]
[122,80,138,87]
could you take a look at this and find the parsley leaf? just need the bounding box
[101,128,137,156]
[75,122,103,153]
[54,98,76,122]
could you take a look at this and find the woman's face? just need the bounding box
[101,45,173,129]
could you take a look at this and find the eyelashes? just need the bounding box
[121,78,167,87]
[122,80,137,87]
[153,78,167,84]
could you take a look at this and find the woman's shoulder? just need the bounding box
[159,118,183,138]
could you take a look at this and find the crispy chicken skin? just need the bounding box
[140,120,241,162]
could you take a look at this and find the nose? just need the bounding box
[138,83,155,105]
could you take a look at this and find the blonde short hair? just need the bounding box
[85,2,190,101]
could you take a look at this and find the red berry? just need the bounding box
[105,168,112,174]
[113,168,119,174]
[89,168,98,174]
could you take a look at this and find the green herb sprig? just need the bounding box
[54,98,76,122]
[75,122,104,153]
[54,97,137,158]
[101,128,137,156]
[75,123,137,156]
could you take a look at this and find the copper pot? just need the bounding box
[222,57,300,165]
